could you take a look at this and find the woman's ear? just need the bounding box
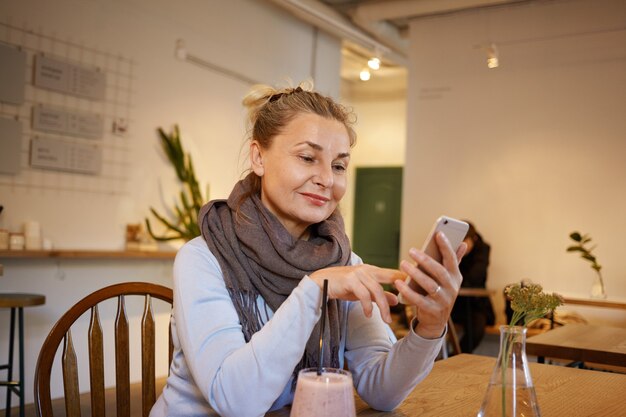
[250,141,264,177]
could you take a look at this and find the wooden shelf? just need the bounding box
[0,249,177,260]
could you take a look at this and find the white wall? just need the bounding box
[0,0,342,407]
[402,0,626,325]
[341,94,407,240]
[0,0,341,248]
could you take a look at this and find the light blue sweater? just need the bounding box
[150,237,443,417]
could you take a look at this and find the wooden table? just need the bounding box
[526,323,626,367]
[266,354,626,416]
[0,249,177,259]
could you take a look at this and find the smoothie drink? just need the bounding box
[290,368,356,417]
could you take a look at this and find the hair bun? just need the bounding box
[242,80,314,129]
[242,84,275,122]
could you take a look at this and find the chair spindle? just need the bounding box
[115,294,131,417]
[141,294,156,417]
[88,305,106,417]
[62,330,81,417]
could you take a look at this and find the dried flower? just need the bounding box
[506,283,563,327]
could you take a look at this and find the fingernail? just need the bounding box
[409,247,418,256]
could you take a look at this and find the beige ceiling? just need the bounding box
[319,0,533,95]
[339,40,408,99]
[320,0,531,46]
[269,0,534,96]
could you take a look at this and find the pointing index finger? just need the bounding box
[374,267,406,284]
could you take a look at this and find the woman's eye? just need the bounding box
[299,155,315,163]
[333,164,347,172]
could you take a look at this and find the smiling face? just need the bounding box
[250,112,351,240]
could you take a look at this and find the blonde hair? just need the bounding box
[240,80,357,199]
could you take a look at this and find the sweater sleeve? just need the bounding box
[172,238,322,417]
[345,306,444,411]
[344,253,444,411]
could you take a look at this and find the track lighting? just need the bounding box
[367,57,380,70]
[486,43,499,69]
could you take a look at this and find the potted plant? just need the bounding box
[145,125,208,242]
[566,231,606,299]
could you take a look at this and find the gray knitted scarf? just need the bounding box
[198,173,351,376]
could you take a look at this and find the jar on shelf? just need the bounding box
[9,233,25,250]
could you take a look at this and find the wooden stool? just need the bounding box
[0,293,46,417]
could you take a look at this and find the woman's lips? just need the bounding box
[301,193,330,206]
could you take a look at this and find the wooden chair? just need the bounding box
[33,282,173,417]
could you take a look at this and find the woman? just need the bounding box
[150,82,466,417]
[451,221,495,352]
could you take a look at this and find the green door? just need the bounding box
[352,167,403,268]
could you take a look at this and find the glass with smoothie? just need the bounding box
[290,367,356,417]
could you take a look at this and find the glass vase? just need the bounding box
[477,325,541,417]
[590,273,607,299]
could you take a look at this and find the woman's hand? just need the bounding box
[309,265,405,324]
[395,232,467,339]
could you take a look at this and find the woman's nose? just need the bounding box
[313,164,333,188]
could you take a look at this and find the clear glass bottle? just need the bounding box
[590,272,607,299]
[477,325,541,417]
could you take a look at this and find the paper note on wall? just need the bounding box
[34,54,106,101]
[32,105,103,139]
[30,137,102,175]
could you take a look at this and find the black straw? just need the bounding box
[317,279,329,376]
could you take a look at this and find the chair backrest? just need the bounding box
[34,282,173,417]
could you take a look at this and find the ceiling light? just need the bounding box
[486,43,498,69]
[359,68,371,81]
[367,57,381,70]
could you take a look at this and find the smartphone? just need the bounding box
[398,216,469,304]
